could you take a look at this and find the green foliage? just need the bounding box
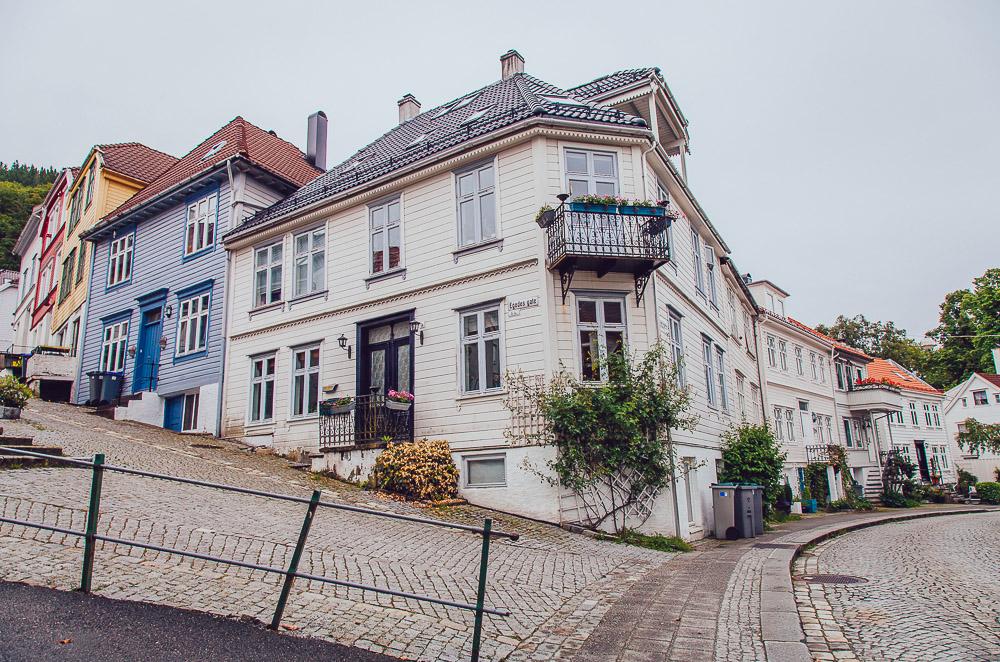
[827,499,853,511]
[957,418,1000,456]
[768,511,802,524]
[507,344,694,533]
[881,490,921,508]
[975,482,1000,504]
[815,314,929,374]
[719,423,786,515]
[0,179,51,271]
[616,529,693,553]
[367,440,459,501]
[956,467,978,496]
[805,463,831,507]
[882,450,916,495]
[0,375,32,408]
[0,161,59,186]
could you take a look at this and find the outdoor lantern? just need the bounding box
[409,319,424,345]
[164,305,173,318]
[128,346,137,358]
[337,334,352,359]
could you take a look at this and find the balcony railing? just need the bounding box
[806,444,834,464]
[319,393,413,450]
[542,203,671,304]
[844,382,903,413]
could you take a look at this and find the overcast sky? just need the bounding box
[2,1,996,337]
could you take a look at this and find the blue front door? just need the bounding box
[164,395,183,431]
[133,307,163,393]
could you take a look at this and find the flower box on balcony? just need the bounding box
[320,399,354,415]
[567,202,617,214]
[385,399,412,411]
[618,205,666,217]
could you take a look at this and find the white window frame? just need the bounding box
[766,335,776,367]
[727,287,739,337]
[184,192,218,256]
[705,245,718,307]
[972,389,988,406]
[369,197,402,275]
[181,392,200,432]
[459,304,504,395]
[100,319,129,372]
[254,242,283,307]
[736,372,747,417]
[785,408,795,441]
[107,233,134,287]
[655,179,675,263]
[773,406,784,441]
[715,344,728,411]
[795,346,804,376]
[667,308,685,387]
[909,401,919,426]
[691,230,705,294]
[778,340,788,371]
[293,227,325,297]
[455,161,498,247]
[290,344,321,418]
[464,454,507,488]
[923,403,933,427]
[703,335,717,407]
[575,295,628,382]
[248,353,277,424]
[931,404,941,427]
[809,352,818,380]
[175,291,211,357]
[564,148,618,198]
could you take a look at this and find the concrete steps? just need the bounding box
[0,434,68,469]
[863,469,884,505]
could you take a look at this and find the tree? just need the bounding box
[924,268,1000,389]
[0,161,59,186]
[957,418,1000,456]
[0,180,51,271]
[815,314,929,373]
[718,423,786,515]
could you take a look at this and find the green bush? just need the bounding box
[975,482,1000,504]
[616,529,692,553]
[719,423,786,516]
[367,440,459,501]
[827,499,853,511]
[805,463,831,506]
[926,488,947,503]
[956,467,978,496]
[881,490,921,508]
[0,376,32,408]
[854,497,875,511]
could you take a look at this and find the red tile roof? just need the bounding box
[97,143,178,183]
[974,372,1000,389]
[786,317,872,359]
[101,117,322,224]
[868,358,941,394]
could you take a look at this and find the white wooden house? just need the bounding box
[942,357,1000,483]
[219,52,763,540]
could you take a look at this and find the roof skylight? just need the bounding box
[461,110,488,125]
[433,94,478,118]
[406,134,428,149]
[539,95,584,106]
[201,140,227,161]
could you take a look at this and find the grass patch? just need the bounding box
[615,529,693,553]
[769,512,802,524]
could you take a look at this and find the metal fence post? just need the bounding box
[470,518,492,662]
[80,453,105,593]
[270,489,321,629]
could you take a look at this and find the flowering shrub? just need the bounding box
[572,194,663,207]
[0,376,32,408]
[368,440,458,501]
[386,389,414,403]
[332,396,353,406]
[854,377,896,387]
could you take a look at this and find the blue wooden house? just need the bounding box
[76,116,323,432]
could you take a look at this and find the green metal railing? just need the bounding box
[0,446,518,661]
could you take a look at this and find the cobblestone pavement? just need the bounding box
[0,401,668,662]
[793,513,1000,662]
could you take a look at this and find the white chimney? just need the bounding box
[398,94,421,123]
[500,49,524,80]
[306,111,327,171]
[992,347,1000,374]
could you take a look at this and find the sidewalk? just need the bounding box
[571,505,996,662]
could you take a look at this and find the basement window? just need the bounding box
[465,455,506,488]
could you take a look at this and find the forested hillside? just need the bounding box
[0,162,58,271]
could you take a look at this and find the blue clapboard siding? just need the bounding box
[75,173,284,406]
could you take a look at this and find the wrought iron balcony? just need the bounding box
[319,393,413,450]
[542,202,671,305]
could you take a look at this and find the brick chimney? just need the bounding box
[306,111,327,171]
[500,49,524,80]
[398,94,421,123]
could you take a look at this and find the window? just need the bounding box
[750,384,761,423]
[58,248,76,302]
[667,309,685,387]
[691,230,705,293]
[69,319,81,357]
[370,198,402,274]
[961,398,967,407]
[794,346,804,375]
[909,401,919,426]
[785,408,795,441]
[996,394,1000,404]
[842,418,854,448]
[705,246,718,307]
[778,340,788,371]
[727,288,739,337]
[465,455,506,487]
[185,192,218,255]
[248,354,276,423]
[85,167,95,208]
[715,345,728,411]
[809,352,818,380]
[460,305,502,394]
[835,362,845,390]
[564,149,618,198]
[819,358,826,384]
[181,393,200,432]
[100,319,129,372]
[895,444,913,463]
[291,345,320,417]
[973,390,988,406]
[655,179,675,261]
[107,233,134,286]
[923,403,933,426]
[766,335,776,367]
[773,406,784,441]
[932,445,949,471]
[577,297,626,381]
[254,243,283,306]
[293,228,325,297]
[68,187,82,232]
[456,162,496,246]
[736,372,746,417]
[176,292,210,356]
[682,458,697,526]
[703,336,717,406]
[75,242,86,283]
[891,410,904,425]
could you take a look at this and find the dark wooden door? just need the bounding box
[357,316,413,441]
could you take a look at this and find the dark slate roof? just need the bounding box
[568,68,659,100]
[97,143,178,184]
[91,117,321,235]
[223,73,648,242]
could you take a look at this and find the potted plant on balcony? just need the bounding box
[534,204,556,228]
[567,194,620,214]
[0,375,32,420]
[618,198,668,218]
[385,389,414,411]
[320,396,354,415]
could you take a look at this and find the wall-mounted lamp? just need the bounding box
[409,319,424,345]
[127,346,137,358]
[337,334,352,359]
[164,305,174,318]
[159,337,168,350]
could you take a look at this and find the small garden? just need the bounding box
[0,375,32,419]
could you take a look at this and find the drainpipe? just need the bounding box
[215,159,237,438]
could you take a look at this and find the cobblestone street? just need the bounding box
[794,513,1000,662]
[0,401,667,661]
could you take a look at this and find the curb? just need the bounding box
[759,507,997,662]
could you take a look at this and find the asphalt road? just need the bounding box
[0,582,401,662]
